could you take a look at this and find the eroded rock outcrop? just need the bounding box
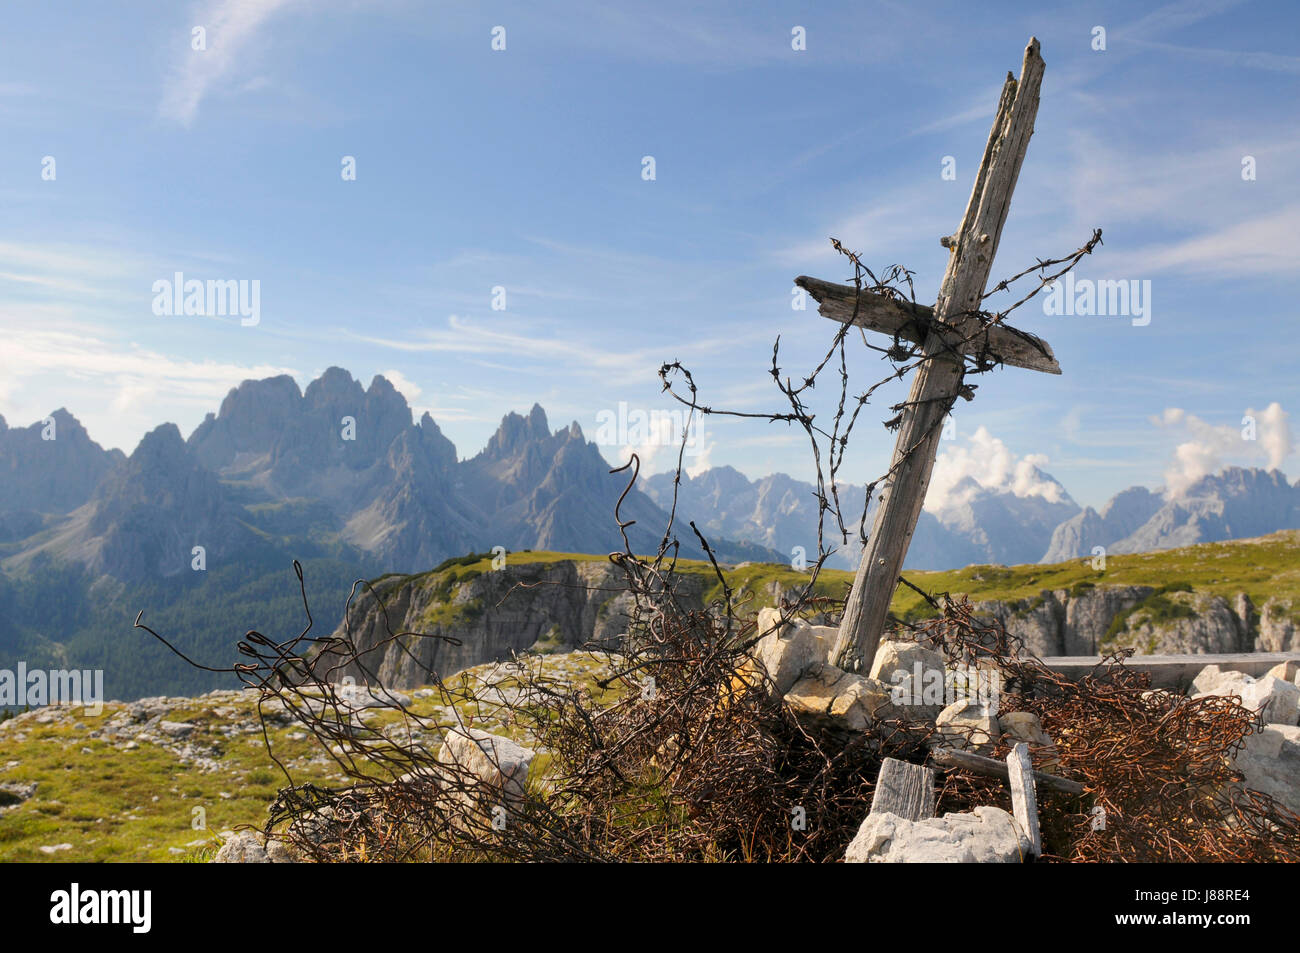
[320,559,649,689]
[971,585,1256,656]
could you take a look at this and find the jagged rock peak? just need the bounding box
[484,404,554,457]
[527,403,550,436]
[217,374,302,415]
[303,366,365,407]
[133,421,185,455]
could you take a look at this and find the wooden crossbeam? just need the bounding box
[794,275,1060,375]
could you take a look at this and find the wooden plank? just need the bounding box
[830,38,1047,675]
[930,745,1084,796]
[1006,742,1042,859]
[794,275,1060,374]
[870,757,936,820]
[1040,652,1300,691]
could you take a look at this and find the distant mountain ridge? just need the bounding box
[647,463,1300,571]
[4,372,1297,581]
[644,464,1080,571]
[1044,468,1300,561]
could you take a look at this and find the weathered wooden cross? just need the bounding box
[795,38,1056,673]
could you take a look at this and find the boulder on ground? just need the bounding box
[749,607,832,696]
[998,711,1061,773]
[214,831,269,863]
[1191,666,1300,726]
[845,806,1031,863]
[1266,660,1299,684]
[438,727,535,809]
[784,663,892,732]
[933,698,999,753]
[213,829,300,863]
[1232,723,1300,816]
[0,780,38,810]
[157,720,194,739]
[868,639,948,720]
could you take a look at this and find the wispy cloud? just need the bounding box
[350,313,755,379]
[1115,0,1251,42]
[159,0,300,125]
[1129,38,1300,74]
[1125,205,1300,277]
[773,180,956,269]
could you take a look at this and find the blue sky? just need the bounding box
[1,0,1297,510]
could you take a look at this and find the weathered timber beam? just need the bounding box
[1040,652,1300,691]
[794,275,1061,375]
[829,37,1049,676]
[870,757,936,821]
[1006,743,1042,859]
[930,746,1085,796]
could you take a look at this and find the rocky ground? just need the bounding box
[2,635,1297,863]
[745,608,1300,861]
[0,652,613,861]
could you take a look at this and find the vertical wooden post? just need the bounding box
[1007,742,1042,859]
[831,38,1045,672]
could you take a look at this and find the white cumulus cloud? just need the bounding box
[927,426,1065,512]
[1152,403,1293,497]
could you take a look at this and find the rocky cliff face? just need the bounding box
[1260,598,1300,652]
[320,559,692,689]
[972,585,1257,657]
[319,557,1282,690]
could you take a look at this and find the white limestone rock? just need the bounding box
[1233,723,1300,816]
[1265,660,1299,684]
[845,806,1032,863]
[784,663,892,732]
[750,607,832,696]
[438,727,535,808]
[868,639,948,720]
[214,830,269,863]
[1191,666,1300,726]
[933,698,999,753]
[998,710,1061,772]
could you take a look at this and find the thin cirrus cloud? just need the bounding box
[158,0,301,125]
[350,314,752,377]
[1124,206,1300,278]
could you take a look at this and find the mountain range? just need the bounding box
[1,368,774,587]
[644,464,1300,571]
[6,368,1299,582]
[0,369,778,698]
[4,366,1299,699]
